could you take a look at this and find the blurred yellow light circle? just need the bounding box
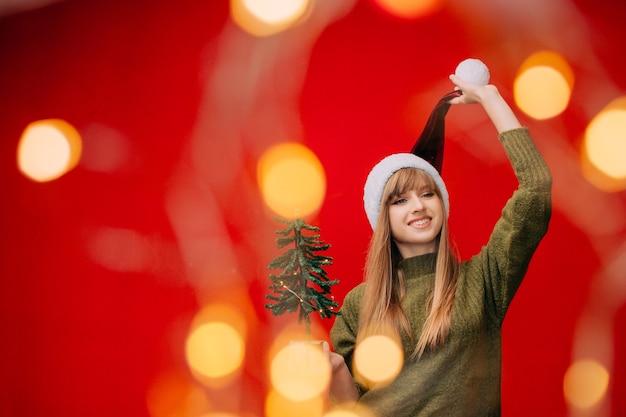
[514,51,574,120]
[185,322,245,380]
[563,359,609,410]
[192,303,248,339]
[518,50,575,90]
[243,0,308,23]
[258,143,326,219]
[354,335,403,386]
[199,414,240,417]
[324,404,377,417]
[265,389,325,417]
[580,149,626,193]
[231,0,310,37]
[17,119,82,182]
[584,108,626,180]
[146,371,210,417]
[323,410,361,417]
[514,66,571,119]
[270,342,331,401]
[375,0,441,18]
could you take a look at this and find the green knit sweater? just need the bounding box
[330,128,552,417]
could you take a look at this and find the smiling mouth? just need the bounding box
[409,218,430,227]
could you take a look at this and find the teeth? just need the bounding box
[412,219,429,226]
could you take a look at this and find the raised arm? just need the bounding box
[447,74,521,133]
[448,74,552,320]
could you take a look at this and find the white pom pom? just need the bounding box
[455,58,490,85]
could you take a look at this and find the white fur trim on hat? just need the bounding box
[363,153,449,230]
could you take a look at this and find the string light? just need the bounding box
[282,283,311,306]
[278,280,327,314]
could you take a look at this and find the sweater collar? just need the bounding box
[398,253,437,278]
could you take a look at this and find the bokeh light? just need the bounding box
[266,323,329,367]
[374,0,442,18]
[198,414,241,417]
[323,406,376,417]
[186,323,244,379]
[231,0,311,37]
[323,410,360,417]
[146,370,210,417]
[514,51,574,120]
[582,97,626,192]
[258,143,326,219]
[324,411,356,417]
[563,359,610,410]
[323,403,376,417]
[265,389,325,417]
[353,334,403,387]
[269,341,331,401]
[185,304,247,387]
[17,118,82,182]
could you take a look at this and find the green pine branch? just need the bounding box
[265,218,340,335]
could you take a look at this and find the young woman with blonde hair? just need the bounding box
[324,73,552,416]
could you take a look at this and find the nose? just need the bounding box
[410,194,425,212]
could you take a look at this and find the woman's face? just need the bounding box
[387,185,444,259]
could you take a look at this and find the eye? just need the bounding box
[391,197,407,205]
[420,191,435,198]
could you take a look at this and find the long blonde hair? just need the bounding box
[358,168,459,359]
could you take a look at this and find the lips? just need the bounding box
[408,217,431,228]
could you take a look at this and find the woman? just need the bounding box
[324,74,552,416]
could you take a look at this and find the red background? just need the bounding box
[1,0,625,416]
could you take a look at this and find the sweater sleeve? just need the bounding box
[329,284,364,377]
[470,127,552,322]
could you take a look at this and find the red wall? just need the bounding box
[1,0,624,416]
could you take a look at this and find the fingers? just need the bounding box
[449,74,485,104]
[323,341,348,373]
[450,73,483,87]
[447,74,468,104]
[449,74,467,90]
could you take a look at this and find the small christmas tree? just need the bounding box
[266,218,340,336]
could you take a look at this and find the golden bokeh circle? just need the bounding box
[514,51,574,120]
[374,0,442,18]
[17,119,82,182]
[563,359,609,410]
[584,107,626,180]
[354,334,403,386]
[258,143,326,219]
[185,322,245,381]
[269,342,331,401]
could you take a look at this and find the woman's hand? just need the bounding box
[447,74,522,133]
[325,344,348,373]
[322,341,359,403]
[447,74,500,105]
